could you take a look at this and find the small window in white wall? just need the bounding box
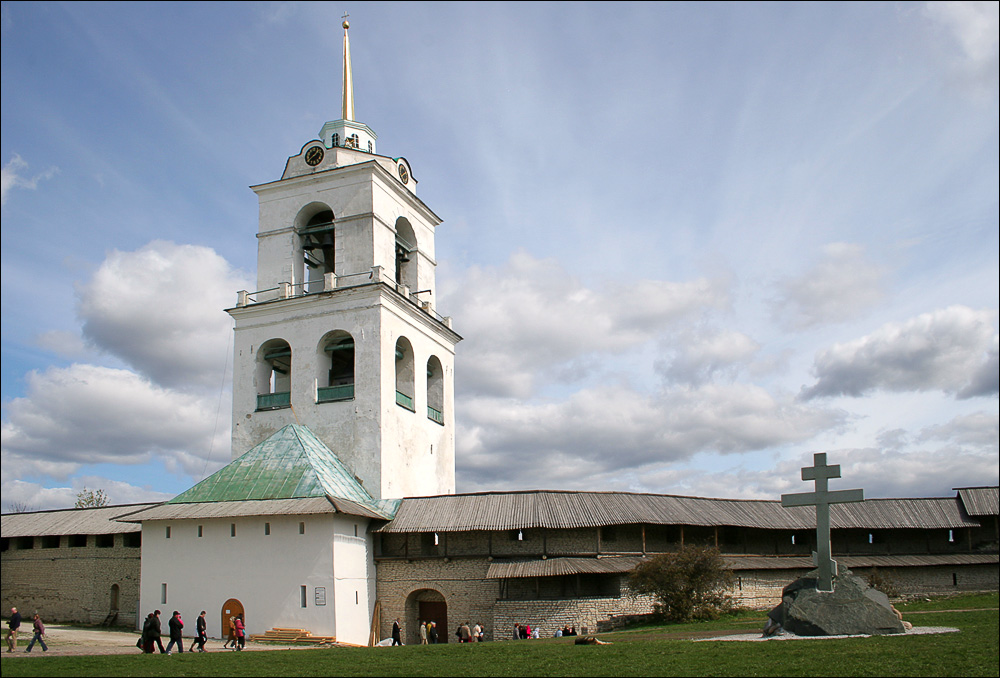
[300,586,308,608]
[165,526,171,539]
[948,529,954,543]
[161,583,167,604]
[231,523,237,537]
[791,534,795,545]
[197,525,203,538]
[299,522,305,535]
[354,524,358,538]
[264,523,270,536]
[356,591,359,605]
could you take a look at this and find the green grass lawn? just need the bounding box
[2,593,996,677]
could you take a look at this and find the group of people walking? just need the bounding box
[223,614,246,651]
[139,610,221,654]
[513,622,577,639]
[5,607,48,653]
[455,622,485,643]
[392,619,485,645]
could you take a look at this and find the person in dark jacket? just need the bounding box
[165,611,184,654]
[150,610,166,653]
[391,618,402,646]
[192,611,207,652]
[6,607,21,652]
[140,613,154,653]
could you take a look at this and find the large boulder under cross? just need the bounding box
[768,569,905,636]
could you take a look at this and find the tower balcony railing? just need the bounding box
[235,266,454,329]
[427,405,444,425]
[396,391,415,411]
[317,384,355,402]
[256,391,291,411]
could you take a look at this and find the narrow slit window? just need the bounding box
[197,525,203,538]
[165,526,171,539]
[300,585,308,608]
[299,522,305,535]
[231,523,237,537]
[161,583,167,604]
[264,523,270,536]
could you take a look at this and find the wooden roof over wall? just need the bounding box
[377,490,988,533]
[957,487,1000,517]
[484,552,1000,579]
[1,503,156,538]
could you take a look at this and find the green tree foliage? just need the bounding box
[75,487,109,508]
[628,545,735,622]
[865,567,901,599]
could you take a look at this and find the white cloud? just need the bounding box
[1,241,242,509]
[771,243,885,330]
[918,410,999,449]
[1,154,58,207]
[801,305,998,399]
[76,240,250,389]
[1,477,173,513]
[655,328,760,385]
[623,408,999,499]
[442,250,729,397]
[925,1,1000,68]
[456,383,843,492]
[1,363,226,472]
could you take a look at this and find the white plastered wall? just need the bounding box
[138,513,374,646]
[378,298,457,499]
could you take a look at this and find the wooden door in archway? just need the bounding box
[222,598,245,639]
[419,601,448,644]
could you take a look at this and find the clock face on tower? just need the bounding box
[398,162,409,184]
[304,145,325,166]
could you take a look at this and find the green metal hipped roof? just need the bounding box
[169,425,396,518]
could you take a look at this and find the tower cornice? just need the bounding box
[252,159,442,226]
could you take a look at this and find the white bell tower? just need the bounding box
[227,19,460,500]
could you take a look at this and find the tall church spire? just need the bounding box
[341,15,354,121]
[317,16,376,153]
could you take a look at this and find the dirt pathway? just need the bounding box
[1,624,309,658]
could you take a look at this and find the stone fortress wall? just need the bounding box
[374,524,998,642]
[1,533,141,627]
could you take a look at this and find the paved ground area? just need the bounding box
[2,624,311,658]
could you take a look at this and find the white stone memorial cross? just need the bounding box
[781,452,864,592]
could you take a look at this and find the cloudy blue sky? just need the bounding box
[2,2,997,511]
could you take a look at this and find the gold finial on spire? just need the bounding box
[341,12,354,121]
